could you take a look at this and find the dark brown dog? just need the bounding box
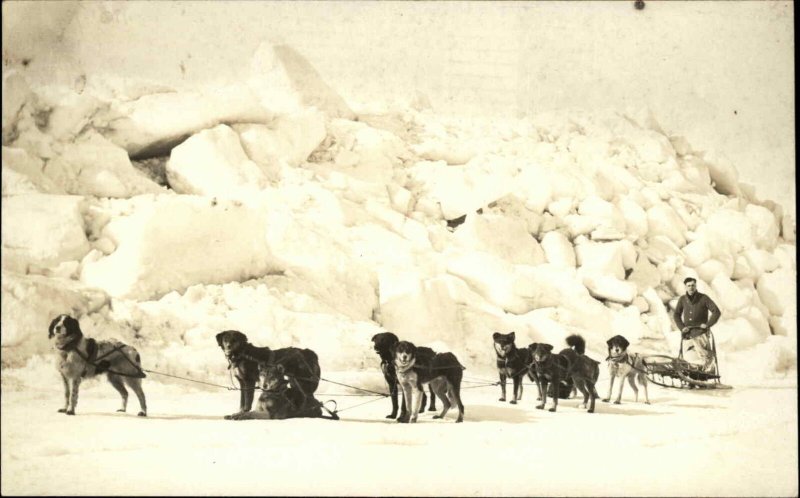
[529,335,600,413]
[371,332,435,420]
[493,331,535,404]
[604,334,650,404]
[227,363,336,420]
[216,330,321,420]
[48,314,147,416]
[393,340,465,423]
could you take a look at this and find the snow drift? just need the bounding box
[1,43,796,389]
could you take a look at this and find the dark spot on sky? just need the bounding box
[21,58,31,67]
[634,0,645,10]
[734,110,738,115]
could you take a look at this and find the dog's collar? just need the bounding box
[55,332,82,352]
[606,351,629,363]
[227,345,270,368]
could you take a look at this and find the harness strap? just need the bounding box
[72,344,146,379]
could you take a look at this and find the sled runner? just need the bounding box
[642,331,732,390]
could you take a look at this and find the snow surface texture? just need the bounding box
[1,40,796,496]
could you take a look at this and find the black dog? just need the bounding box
[216,330,321,420]
[529,335,600,413]
[371,332,435,420]
[493,331,534,404]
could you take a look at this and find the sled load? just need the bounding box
[641,331,732,390]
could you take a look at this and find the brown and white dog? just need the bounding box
[393,340,465,423]
[48,314,147,416]
[603,334,650,405]
[371,332,436,420]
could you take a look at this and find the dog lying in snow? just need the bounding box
[226,363,337,420]
[48,314,147,416]
[603,334,650,405]
[529,335,600,413]
[371,332,436,419]
[393,340,465,423]
[216,330,321,420]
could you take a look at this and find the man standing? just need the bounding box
[672,277,721,372]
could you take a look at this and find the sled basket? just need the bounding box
[642,331,731,390]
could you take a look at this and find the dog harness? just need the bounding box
[606,352,648,374]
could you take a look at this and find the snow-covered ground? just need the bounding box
[1,365,796,496]
[1,4,796,496]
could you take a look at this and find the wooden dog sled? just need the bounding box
[642,331,732,390]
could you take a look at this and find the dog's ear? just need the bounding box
[492,332,501,341]
[215,331,227,348]
[233,330,248,344]
[64,315,81,336]
[527,342,538,351]
[509,331,515,342]
[542,344,553,353]
[48,315,62,339]
[618,336,630,349]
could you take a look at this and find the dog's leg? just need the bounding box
[398,393,408,421]
[124,377,147,417]
[498,371,508,402]
[410,385,423,423]
[614,374,625,405]
[626,374,638,403]
[575,378,589,409]
[588,381,598,413]
[397,381,412,423]
[243,382,256,412]
[420,390,428,415]
[67,377,81,415]
[238,381,247,415]
[528,371,542,401]
[639,373,650,404]
[229,410,274,420]
[108,374,128,412]
[428,385,437,412]
[603,373,614,403]
[452,375,464,423]
[536,379,547,410]
[431,379,450,420]
[548,374,559,412]
[386,375,399,419]
[59,373,71,413]
[511,375,522,404]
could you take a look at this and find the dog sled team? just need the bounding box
[47,277,721,422]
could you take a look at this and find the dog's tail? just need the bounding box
[565,334,586,355]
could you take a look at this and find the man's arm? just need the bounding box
[672,296,686,330]
[704,295,721,328]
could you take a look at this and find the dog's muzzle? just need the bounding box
[395,357,415,372]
